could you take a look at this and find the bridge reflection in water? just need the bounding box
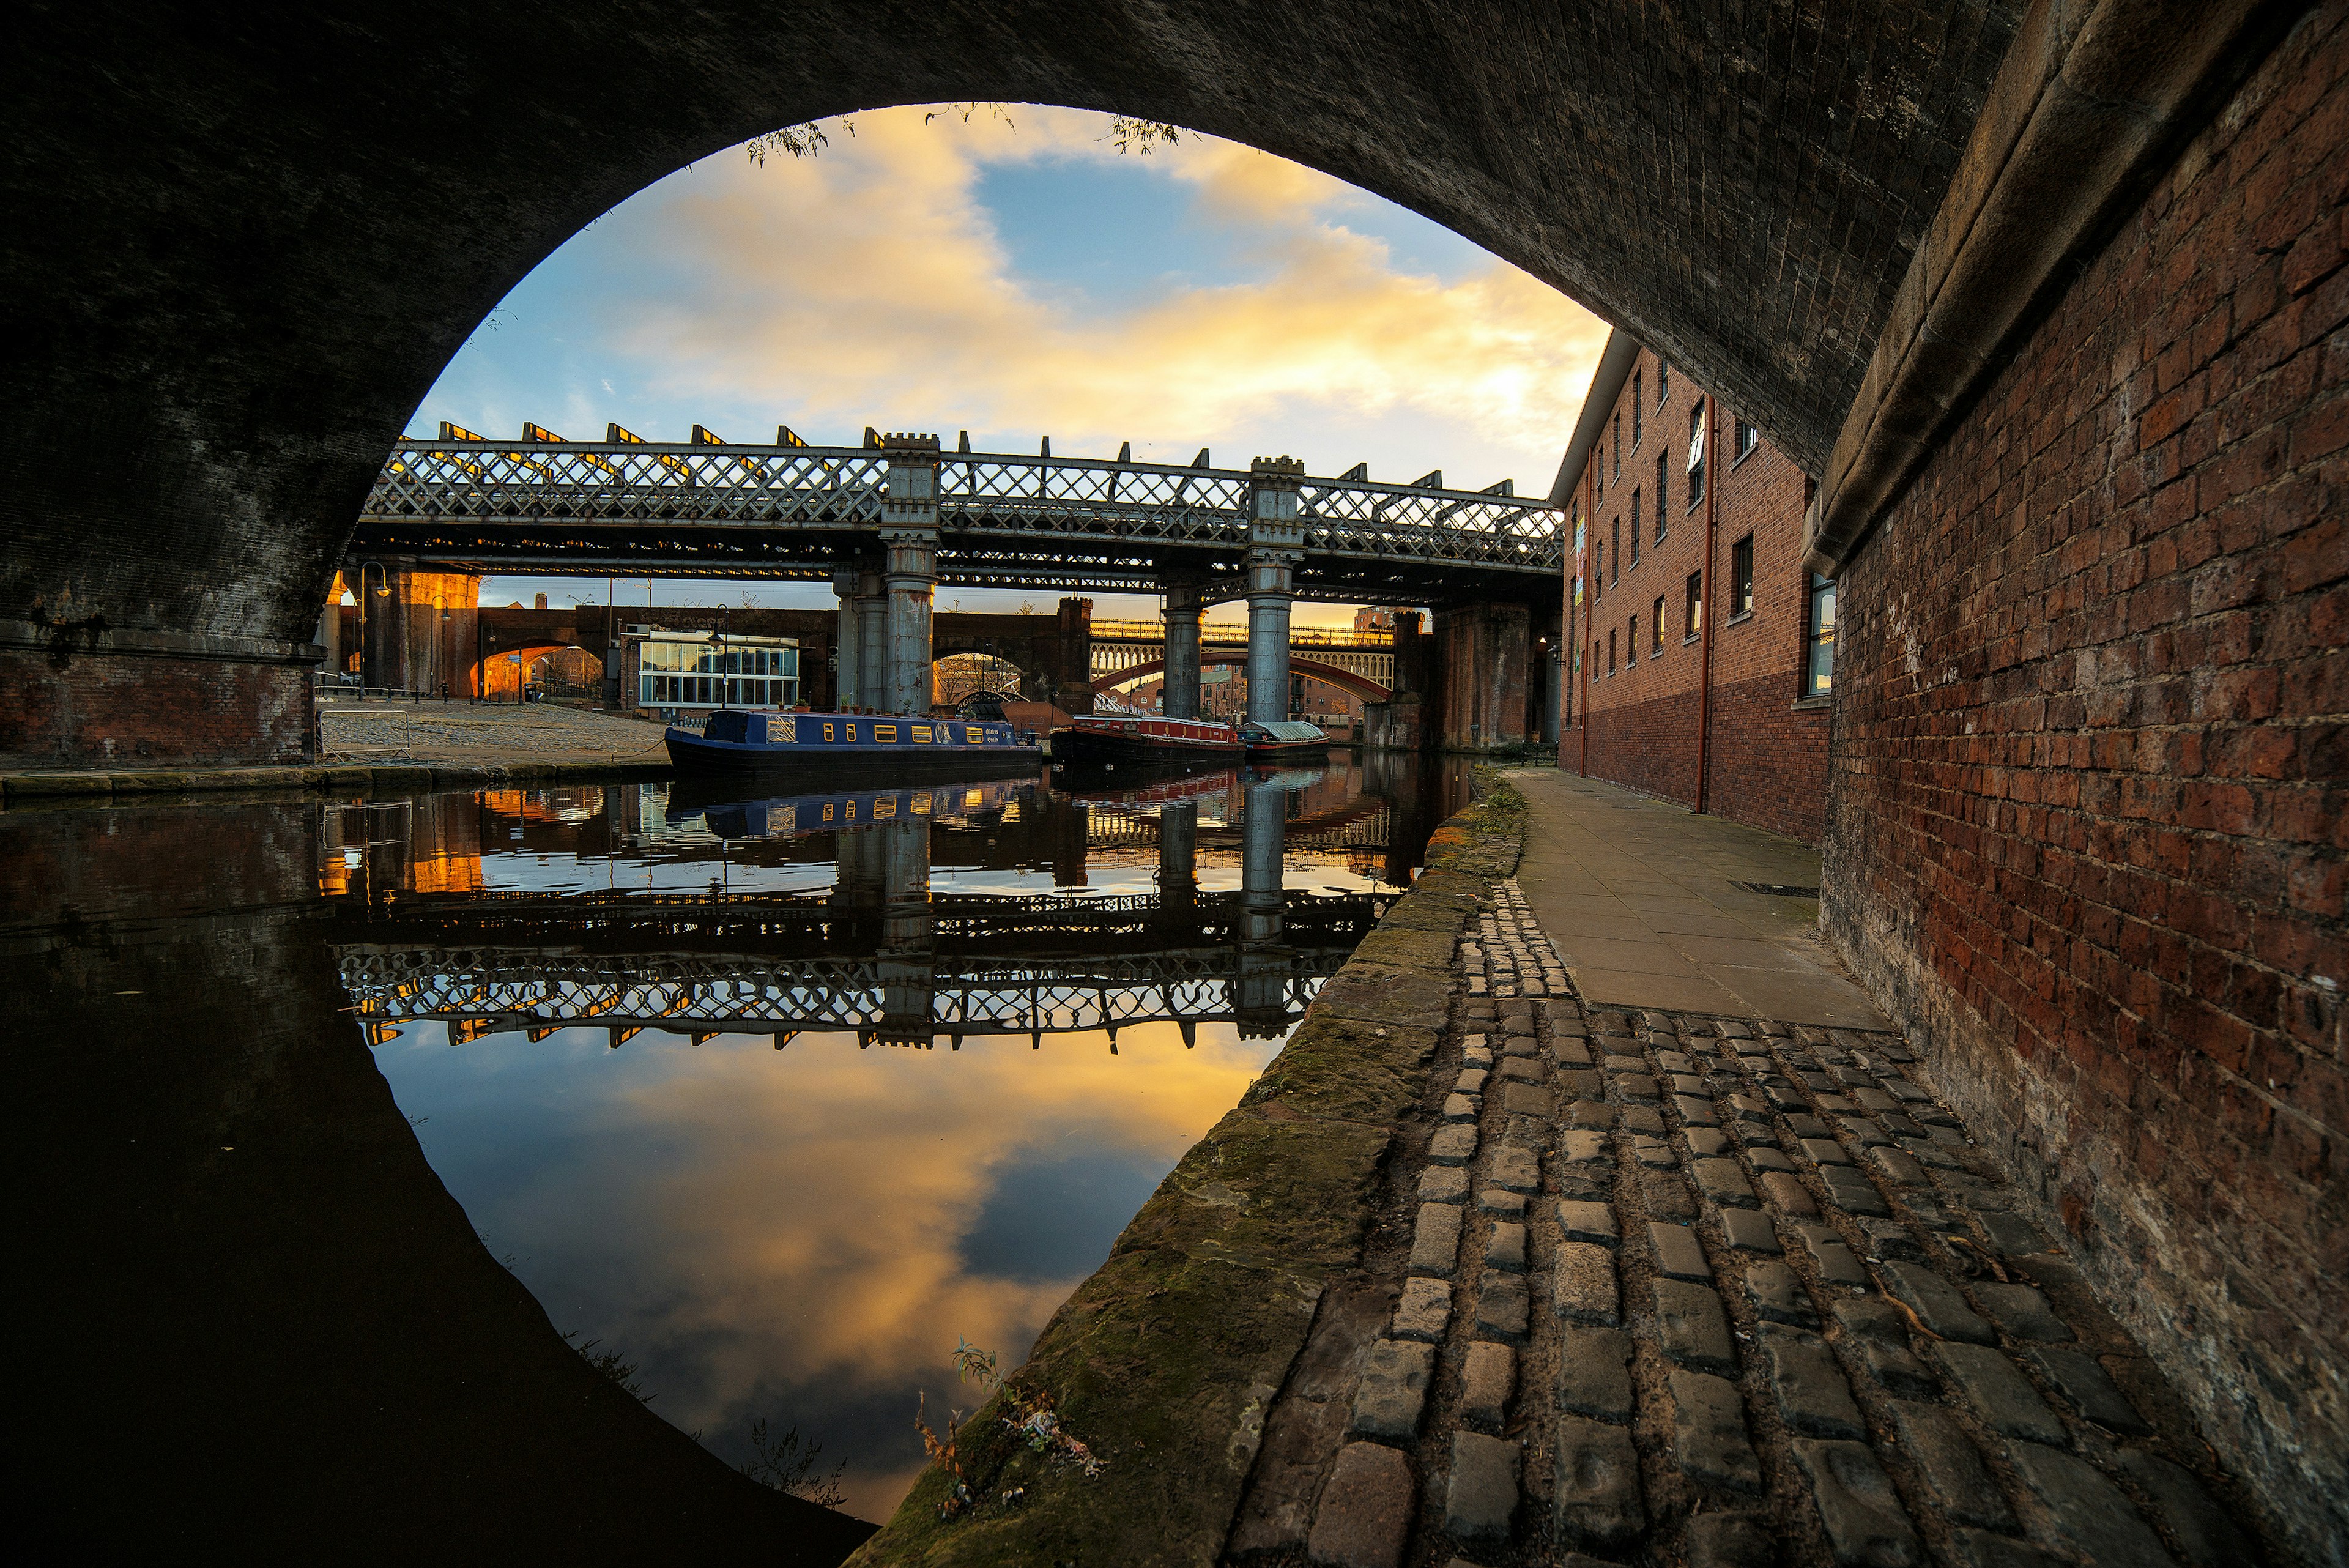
[303,752,1468,1523]
[333,760,1433,1052]
[12,751,1471,1545]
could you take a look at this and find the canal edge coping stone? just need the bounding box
[844,773,1530,1568]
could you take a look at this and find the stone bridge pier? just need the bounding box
[1431,601,1532,752]
[347,559,481,697]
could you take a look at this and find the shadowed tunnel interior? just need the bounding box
[9,801,875,1561]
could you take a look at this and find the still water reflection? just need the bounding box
[14,752,1468,1551]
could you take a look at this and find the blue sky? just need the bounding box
[403,107,1607,623]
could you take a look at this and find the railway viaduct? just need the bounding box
[2,0,2340,1554]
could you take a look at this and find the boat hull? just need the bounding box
[1052,719,1242,765]
[665,710,1041,775]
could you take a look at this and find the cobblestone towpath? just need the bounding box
[1228,877,2274,1568]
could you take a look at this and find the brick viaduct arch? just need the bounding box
[1094,650,1390,703]
[2,1,2337,1553]
[6,0,2030,755]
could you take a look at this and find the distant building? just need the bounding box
[1555,330,1831,844]
[613,628,801,719]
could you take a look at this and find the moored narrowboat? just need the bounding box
[1050,714,1244,764]
[1239,719,1330,760]
[666,707,1041,775]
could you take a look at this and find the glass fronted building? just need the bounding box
[630,632,800,711]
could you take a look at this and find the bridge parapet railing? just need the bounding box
[366,440,1562,572]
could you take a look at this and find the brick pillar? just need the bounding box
[1431,603,1531,751]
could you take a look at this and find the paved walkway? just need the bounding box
[1225,880,2266,1568]
[319,699,671,768]
[1502,768,1887,1030]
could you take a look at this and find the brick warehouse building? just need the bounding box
[1557,332,1834,844]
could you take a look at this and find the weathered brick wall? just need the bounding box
[1704,671,1830,845]
[1,648,314,769]
[1824,5,2347,1542]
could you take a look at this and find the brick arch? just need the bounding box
[469,641,598,700]
[10,0,2021,760]
[1095,650,1389,702]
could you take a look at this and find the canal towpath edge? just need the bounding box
[843,775,1529,1568]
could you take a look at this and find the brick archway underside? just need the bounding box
[4,1,2022,656]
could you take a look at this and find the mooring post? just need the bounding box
[1244,457,1304,725]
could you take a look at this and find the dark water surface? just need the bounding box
[13,752,1470,1554]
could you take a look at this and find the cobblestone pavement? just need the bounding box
[1231,879,2271,1568]
[319,700,670,766]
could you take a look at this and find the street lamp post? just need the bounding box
[355,561,392,699]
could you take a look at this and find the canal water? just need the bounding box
[14,751,1470,1537]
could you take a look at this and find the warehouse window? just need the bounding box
[1686,404,1707,510]
[1805,572,1838,694]
[1731,535,1755,619]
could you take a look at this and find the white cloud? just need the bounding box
[589,107,1606,492]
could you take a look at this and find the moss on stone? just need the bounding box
[847,778,1528,1568]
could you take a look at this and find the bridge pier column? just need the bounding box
[876,816,937,1043]
[832,567,863,708]
[1157,800,1198,913]
[1233,775,1291,1035]
[1244,458,1305,726]
[881,434,940,718]
[854,563,886,712]
[1161,577,1203,719]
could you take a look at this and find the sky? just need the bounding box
[407,105,1609,627]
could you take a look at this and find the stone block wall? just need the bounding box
[1823,6,2347,1548]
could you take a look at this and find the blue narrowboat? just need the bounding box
[666,707,1042,775]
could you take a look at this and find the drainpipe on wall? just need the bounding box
[1694,393,1719,816]
[1578,459,1593,778]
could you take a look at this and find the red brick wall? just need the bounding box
[1824,5,2347,1536]
[1,648,314,770]
[1566,350,1831,842]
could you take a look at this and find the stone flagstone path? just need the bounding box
[1227,878,2271,1568]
